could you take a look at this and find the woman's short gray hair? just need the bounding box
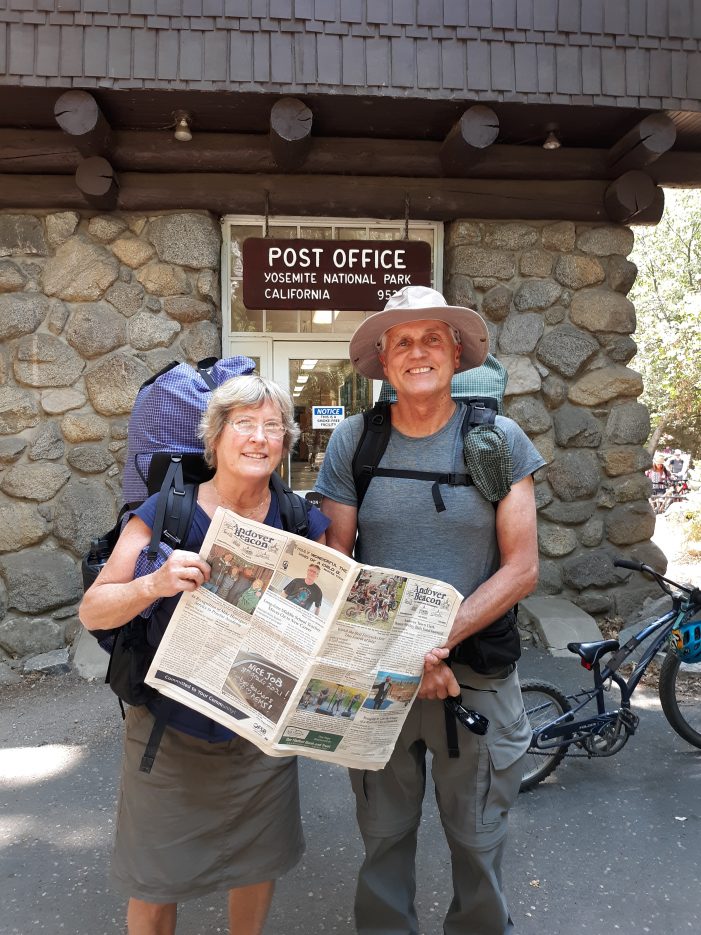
[199,375,301,468]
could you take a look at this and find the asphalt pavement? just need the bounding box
[2,644,701,935]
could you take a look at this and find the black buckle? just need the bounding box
[444,695,489,735]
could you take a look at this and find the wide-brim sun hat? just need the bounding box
[349,285,490,381]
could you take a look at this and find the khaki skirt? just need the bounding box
[111,705,304,904]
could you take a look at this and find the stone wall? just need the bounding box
[0,211,222,672]
[444,219,665,620]
[0,210,665,673]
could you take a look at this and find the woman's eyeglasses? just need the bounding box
[225,418,286,439]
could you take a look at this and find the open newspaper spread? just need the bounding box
[144,506,462,770]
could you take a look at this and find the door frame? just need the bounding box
[226,335,273,377]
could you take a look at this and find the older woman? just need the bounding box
[79,375,329,935]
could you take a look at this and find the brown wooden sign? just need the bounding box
[242,238,432,310]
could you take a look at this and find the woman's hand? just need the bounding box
[79,516,211,633]
[150,549,211,598]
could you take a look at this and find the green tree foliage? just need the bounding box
[631,188,701,457]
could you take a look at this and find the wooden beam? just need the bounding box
[3,128,701,185]
[604,170,661,222]
[0,129,81,173]
[440,105,499,175]
[54,90,113,158]
[269,97,313,171]
[0,129,612,179]
[608,113,677,174]
[75,156,118,210]
[0,172,665,223]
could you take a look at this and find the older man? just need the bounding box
[316,285,545,935]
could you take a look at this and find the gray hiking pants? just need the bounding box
[348,663,530,935]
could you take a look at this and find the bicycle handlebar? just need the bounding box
[614,556,701,604]
[613,558,645,572]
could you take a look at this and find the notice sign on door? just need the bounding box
[242,238,431,310]
[312,406,345,429]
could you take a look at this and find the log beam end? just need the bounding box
[270,97,313,171]
[604,170,662,223]
[75,156,118,210]
[54,90,112,158]
[439,104,499,176]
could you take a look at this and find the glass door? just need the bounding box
[273,341,373,492]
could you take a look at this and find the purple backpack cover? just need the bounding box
[122,355,255,505]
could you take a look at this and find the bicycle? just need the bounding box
[520,558,701,792]
[662,477,690,512]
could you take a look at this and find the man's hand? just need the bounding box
[424,645,451,667]
[417,660,460,700]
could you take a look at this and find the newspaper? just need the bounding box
[144,507,462,770]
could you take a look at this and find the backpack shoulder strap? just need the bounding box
[270,472,311,538]
[195,357,218,391]
[147,456,199,560]
[462,397,498,432]
[351,401,392,511]
[350,399,503,513]
[137,360,180,392]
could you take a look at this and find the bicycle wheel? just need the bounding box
[520,680,572,793]
[658,652,701,749]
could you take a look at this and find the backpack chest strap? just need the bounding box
[363,466,473,512]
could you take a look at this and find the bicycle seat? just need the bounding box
[567,639,620,666]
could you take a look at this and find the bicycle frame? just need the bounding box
[532,607,681,751]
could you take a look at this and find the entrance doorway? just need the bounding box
[228,337,373,491]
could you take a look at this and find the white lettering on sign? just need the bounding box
[264,271,318,283]
[312,406,345,429]
[268,246,324,268]
[323,272,377,285]
[332,248,406,270]
[383,273,411,285]
[265,245,407,271]
[264,288,331,300]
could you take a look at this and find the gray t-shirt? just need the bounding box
[315,403,545,599]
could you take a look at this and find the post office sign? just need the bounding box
[242,238,432,310]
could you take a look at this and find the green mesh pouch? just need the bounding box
[463,423,513,502]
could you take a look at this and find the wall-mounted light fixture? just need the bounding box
[173,111,192,142]
[542,128,561,150]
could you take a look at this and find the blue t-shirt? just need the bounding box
[132,490,330,742]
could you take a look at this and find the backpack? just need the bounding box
[123,355,257,505]
[82,356,312,773]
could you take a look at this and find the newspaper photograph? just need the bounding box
[144,506,462,769]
